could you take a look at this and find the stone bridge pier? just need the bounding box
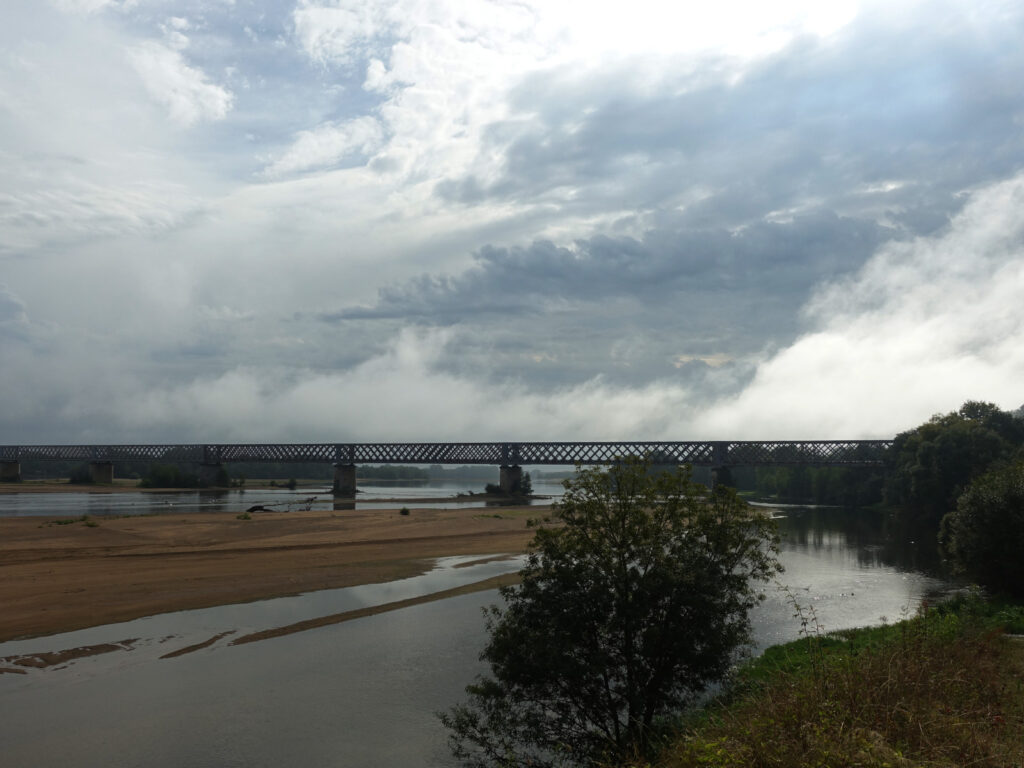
[89,461,114,484]
[499,464,523,494]
[198,463,224,487]
[333,463,357,497]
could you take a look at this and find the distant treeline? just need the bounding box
[728,400,1024,520]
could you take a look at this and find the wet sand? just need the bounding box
[0,504,542,642]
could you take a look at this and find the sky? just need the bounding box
[2,0,1023,443]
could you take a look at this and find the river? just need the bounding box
[0,478,569,517]
[0,499,953,768]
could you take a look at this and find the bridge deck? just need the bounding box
[1,441,893,467]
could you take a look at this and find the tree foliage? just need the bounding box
[939,460,1024,598]
[441,459,781,767]
[883,401,1024,528]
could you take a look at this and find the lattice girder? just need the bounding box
[0,441,894,467]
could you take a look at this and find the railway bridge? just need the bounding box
[0,440,893,496]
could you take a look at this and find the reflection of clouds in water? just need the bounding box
[774,507,945,574]
[0,553,526,686]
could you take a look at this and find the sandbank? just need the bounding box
[0,504,542,643]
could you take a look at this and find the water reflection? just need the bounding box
[773,506,946,575]
[0,505,957,768]
[0,479,567,518]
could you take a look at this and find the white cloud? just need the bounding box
[292,0,390,66]
[263,116,385,177]
[692,173,1024,438]
[51,0,119,12]
[86,328,695,442]
[128,40,233,126]
[0,168,201,255]
[0,284,28,325]
[5,173,1024,444]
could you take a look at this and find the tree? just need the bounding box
[884,401,1024,529]
[939,461,1024,598]
[441,459,781,767]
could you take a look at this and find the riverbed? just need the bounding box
[0,504,953,767]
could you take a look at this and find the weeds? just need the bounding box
[662,596,1024,768]
[42,514,98,527]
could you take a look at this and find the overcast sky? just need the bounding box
[2,0,1023,443]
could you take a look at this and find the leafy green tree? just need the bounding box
[939,461,1024,598]
[884,401,1023,529]
[441,459,781,767]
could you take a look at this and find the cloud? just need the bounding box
[0,284,28,325]
[312,210,888,390]
[263,116,385,177]
[0,167,202,256]
[128,40,234,126]
[51,0,122,12]
[292,1,392,67]
[0,328,693,442]
[437,6,1024,234]
[3,173,1022,444]
[328,211,886,322]
[4,0,1024,447]
[693,172,1024,437]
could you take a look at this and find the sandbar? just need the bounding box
[0,504,542,642]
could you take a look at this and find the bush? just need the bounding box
[441,458,781,766]
[940,461,1024,597]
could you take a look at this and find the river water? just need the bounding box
[0,500,953,768]
[0,479,569,517]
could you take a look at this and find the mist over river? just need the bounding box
[0,502,953,768]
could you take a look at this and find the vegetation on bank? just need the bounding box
[442,460,781,767]
[650,592,1024,768]
[731,401,1024,513]
[440,402,1024,767]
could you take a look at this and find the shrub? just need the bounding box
[940,460,1024,597]
[441,459,781,766]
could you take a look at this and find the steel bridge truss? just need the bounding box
[1,441,893,467]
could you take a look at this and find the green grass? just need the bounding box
[652,592,1024,768]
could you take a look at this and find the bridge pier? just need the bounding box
[499,464,523,495]
[89,461,114,484]
[333,463,357,497]
[709,465,733,490]
[0,461,20,482]
[198,463,225,488]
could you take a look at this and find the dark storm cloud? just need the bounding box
[316,211,889,390]
[438,8,1024,233]
[323,211,885,325]
[310,3,1024,393]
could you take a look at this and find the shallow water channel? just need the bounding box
[0,504,953,767]
[0,478,568,517]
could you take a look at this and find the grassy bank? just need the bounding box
[648,593,1024,768]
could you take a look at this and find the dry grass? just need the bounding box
[658,597,1024,768]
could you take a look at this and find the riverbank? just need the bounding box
[0,504,542,642]
[655,595,1024,767]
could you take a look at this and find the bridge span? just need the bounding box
[1,440,893,496]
